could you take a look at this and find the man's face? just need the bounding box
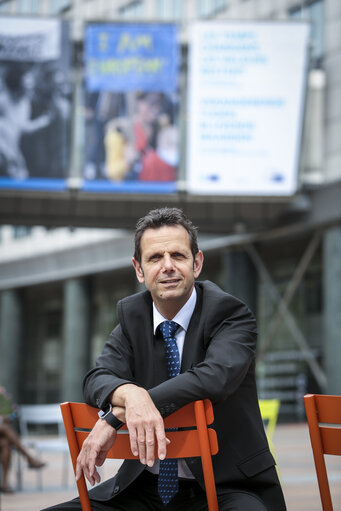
[132,225,203,317]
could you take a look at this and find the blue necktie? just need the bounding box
[158,320,180,506]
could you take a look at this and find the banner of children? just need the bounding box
[83,22,179,192]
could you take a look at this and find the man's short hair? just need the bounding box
[134,207,199,264]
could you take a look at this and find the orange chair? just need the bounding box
[60,400,219,511]
[304,394,341,511]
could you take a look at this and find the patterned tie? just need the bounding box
[158,320,180,505]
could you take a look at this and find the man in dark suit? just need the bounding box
[44,207,286,510]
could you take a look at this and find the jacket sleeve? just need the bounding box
[83,323,136,409]
[149,299,257,416]
[83,288,257,417]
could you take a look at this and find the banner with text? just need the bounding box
[187,21,310,196]
[83,23,179,193]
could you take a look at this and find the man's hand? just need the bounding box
[76,418,117,486]
[111,384,168,467]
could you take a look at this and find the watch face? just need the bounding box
[98,404,112,418]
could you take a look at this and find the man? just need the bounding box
[44,207,286,510]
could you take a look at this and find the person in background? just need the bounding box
[0,64,51,180]
[0,386,46,493]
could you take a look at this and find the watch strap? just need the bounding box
[103,411,124,430]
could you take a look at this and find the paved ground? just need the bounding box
[1,422,340,510]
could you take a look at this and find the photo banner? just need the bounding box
[0,17,72,191]
[83,23,179,193]
[187,21,311,196]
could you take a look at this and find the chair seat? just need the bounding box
[26,438,69,452]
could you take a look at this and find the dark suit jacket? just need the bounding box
[83,280,286,509]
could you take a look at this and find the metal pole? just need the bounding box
[246,231,327,391]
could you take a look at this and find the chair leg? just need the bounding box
[15,449,23,491]
[36,450,43,491]
[62,452,69,487]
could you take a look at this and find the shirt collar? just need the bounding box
[153,287,197,334]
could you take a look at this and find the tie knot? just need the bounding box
[159,320,178,340]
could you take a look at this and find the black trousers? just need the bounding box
[41,470,268,511]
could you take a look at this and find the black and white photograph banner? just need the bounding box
[0,16,72,190]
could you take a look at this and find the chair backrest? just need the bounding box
[304,394,341,511]
[259,399,280,449]
[19,404,65,437]
[61,399,219,511]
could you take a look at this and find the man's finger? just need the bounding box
[83,458,100,486]
[76,458,83,480]
[129,426,139,457]
[137,425,146,465]
[87,449,102,483]
[91,467,101,485]
[145,426,156,467]
[76,442,100,485]
[155,422,168,460]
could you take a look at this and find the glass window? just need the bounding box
[17,0,40,13]
[13,226,32,239]
[0,0,11,13]
[156,0,183,20]
[49,0,71,13]
[290,0,324,68]
[119,0,143,19]
[198,0,227,17]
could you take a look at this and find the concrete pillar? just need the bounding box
[323,226,341,393]
[61,278,91,402]
[0,290,23,403]
[324,0,341,182]
[221,249,257,316]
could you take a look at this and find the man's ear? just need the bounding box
[132,257,145,283]
[193,250,204,278]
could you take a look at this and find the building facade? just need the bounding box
[0,0,340,420]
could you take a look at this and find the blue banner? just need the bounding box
[83,23,180,192]
[85,23,178,93]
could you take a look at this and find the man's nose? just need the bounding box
[162,254,174,271]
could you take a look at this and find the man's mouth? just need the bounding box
[160,278,180,285]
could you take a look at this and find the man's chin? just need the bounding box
[158,289,179,299]
[157,286,183,300]
[157,284,191,302]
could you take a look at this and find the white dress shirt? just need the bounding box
[146,287,197,479]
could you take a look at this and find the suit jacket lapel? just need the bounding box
[181,283,206,372]
[133,291,168,388]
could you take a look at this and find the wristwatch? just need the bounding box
[98,403,124,430]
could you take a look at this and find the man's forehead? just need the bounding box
[140,225,191,251]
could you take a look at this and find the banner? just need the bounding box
[187,21,311,196]
[0,17,72,190]
[83,23,179,193]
